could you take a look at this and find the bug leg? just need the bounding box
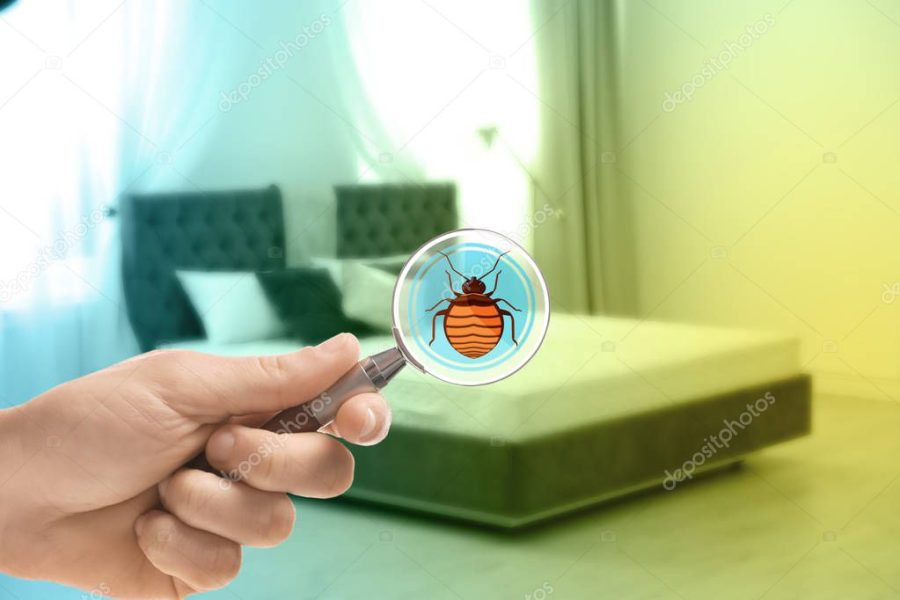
[429,308,450,345]
[446,271,461,296]
[499,309,518,345]
[438,250,467,279]
[482,250,509,279]
[426,297,452,311]
[496,298,521,312]
[486,271,502,296]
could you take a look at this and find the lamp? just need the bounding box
[476,125,552,212]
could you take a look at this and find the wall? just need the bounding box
[617,0,900,397]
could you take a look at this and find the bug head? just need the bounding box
[462,276,486,294]
[438,249,509,295]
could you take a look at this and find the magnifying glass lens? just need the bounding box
[392,229,550,386]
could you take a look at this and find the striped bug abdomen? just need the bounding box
[444,295,503,358]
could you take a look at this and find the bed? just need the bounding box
[122,183,811,528]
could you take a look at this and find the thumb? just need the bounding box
[155,333,361,422]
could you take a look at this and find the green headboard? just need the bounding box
[335,182,457,258]
[121,182,458,350]
[121,185,285,351]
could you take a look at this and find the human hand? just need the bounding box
[0,333,391,598]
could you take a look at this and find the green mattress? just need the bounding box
[162,314,811,527]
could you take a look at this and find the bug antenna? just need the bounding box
[437,250,466,279]
[481,250,509,279]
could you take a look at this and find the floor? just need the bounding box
[3,393,900,599]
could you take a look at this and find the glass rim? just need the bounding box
[391,228,550,386]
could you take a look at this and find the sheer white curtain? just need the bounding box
[328,0,540,243]
[0,1,240,405]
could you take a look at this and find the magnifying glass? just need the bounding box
[189,229,549,470]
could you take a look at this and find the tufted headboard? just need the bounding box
[121,185,285,351]
[335,183,458,258]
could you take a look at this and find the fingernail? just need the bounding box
[158,479,170,500]
[134,515,146,536]
[207,430,235,464]
[317,333,350,353]
[359,407,377,441]
[374,406,392,442]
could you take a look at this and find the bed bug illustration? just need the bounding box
[427,249,521,359]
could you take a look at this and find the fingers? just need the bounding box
[149,333,361,421]
[205,425,354,498]
[159,469,295,548]
[326,392,391,446]
[135,510,242,593]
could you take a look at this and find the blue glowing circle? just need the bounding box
[392,229,549,386]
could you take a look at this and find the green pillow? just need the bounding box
[256,268,375,344]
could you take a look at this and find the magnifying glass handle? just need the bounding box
[186,347,406,473]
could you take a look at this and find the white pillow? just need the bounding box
[341,261,397,331]
[310,254,407,289]
[310,255,407,332]
[176,270,284,343]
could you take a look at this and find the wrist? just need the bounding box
[0,405,33,574]
[0,404,28,483]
